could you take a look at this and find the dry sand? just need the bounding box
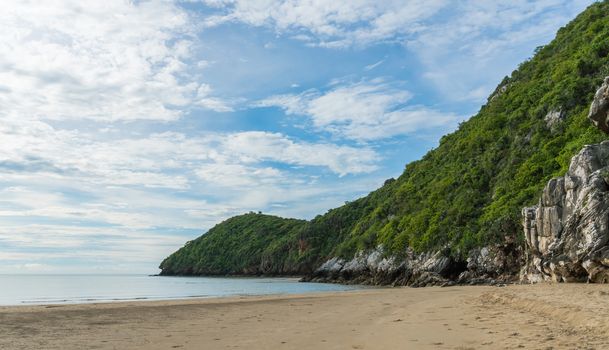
[1,284,608,350]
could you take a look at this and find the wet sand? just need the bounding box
[1,284,608,349]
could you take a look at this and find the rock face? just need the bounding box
[522,141,609,283]
[305,244,520,287]
[544,109,565,132]
[521,77,609,283]
[588,77,609,134]
[464,242,523,283]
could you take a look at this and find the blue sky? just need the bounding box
[0,0,596,273]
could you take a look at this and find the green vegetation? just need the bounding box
[160,213,306,275]
[161,2,609,276]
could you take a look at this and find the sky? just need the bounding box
[0,0,597,274]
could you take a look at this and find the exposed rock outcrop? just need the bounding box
[305,243,520,287]
[544,109,565,132]
[521,77,609,283]
[488,80,512,102]
[522,141,609,283]
[588,77,609,134]
[306,247,411,285]
[463,241,523,283]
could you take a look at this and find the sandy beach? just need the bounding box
[1,284,608,350]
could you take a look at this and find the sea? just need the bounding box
[0,274,360,306]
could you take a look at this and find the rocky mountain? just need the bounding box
[160,1,609,285]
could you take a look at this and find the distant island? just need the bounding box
[161,1,609,286]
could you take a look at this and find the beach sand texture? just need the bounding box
[1,284,608,350]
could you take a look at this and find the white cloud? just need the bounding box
[0,119,376,184]
[0,0,203,122]
[196,163,284,187]
[364,59,385,71]
[221,131,378,175]
[201,0,593,51]
[202,0,448,48]
[201,0,594,102]
[0,222,192,274]
[196,83,234,112]
[256,80,460,141]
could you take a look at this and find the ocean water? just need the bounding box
[0,275,360,306]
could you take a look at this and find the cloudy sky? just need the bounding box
[0,0,595,274]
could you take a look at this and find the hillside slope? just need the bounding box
[161,1,609,281]
[160,213,306,275]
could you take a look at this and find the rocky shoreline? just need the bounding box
[302,243,522,287]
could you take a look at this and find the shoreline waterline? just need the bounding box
[0,274,362,306]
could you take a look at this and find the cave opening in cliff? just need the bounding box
[441,260,469,280]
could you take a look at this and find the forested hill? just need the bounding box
[160,1,609,279]
[160,213,306,275]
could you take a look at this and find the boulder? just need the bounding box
[313,257,345,280]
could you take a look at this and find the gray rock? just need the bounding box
[311,246,401,284]
[310,238,523,286]
[489,82,511,102]
[468,246,507,276]
[365,249,383,270]
[315,257,345,275]
[522,141,609,283]
[341,253,367,276]
[544,109,565,131]
[414,250,452,275]
[588,77,609,134]
[409,271,448,288]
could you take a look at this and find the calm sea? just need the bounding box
[0,275,360,306]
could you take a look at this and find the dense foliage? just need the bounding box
[161,2,609,275]
[160,213,305,275]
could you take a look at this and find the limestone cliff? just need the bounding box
[522,78,609,283]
